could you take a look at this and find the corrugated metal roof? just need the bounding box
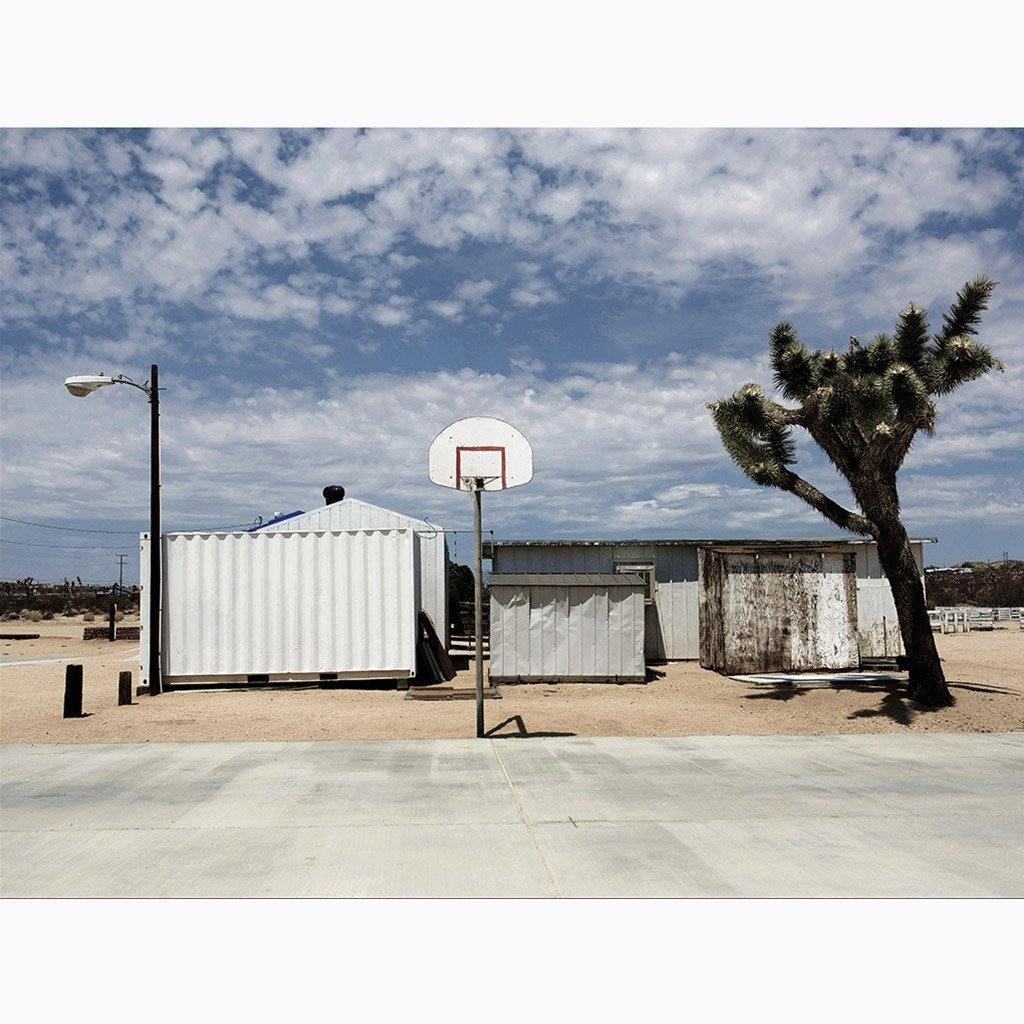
[488,573,645,588]
[488,536,936,548]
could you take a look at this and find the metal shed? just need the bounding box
[489,537,933,668]
[488,573,647,684]
[254,495,448,645]
[140,527,417,688]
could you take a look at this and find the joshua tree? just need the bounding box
[709,277,1003,707]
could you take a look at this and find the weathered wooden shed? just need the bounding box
[488,573,647,683]
[698,546,859,674]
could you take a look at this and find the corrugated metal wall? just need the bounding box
[489,578,646,682]
[257,498,448,644]
[149,528,416,682]
[490,543,699,660]
[699,549,860,673]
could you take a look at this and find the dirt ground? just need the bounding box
[1,614,1021,742]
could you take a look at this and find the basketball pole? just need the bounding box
[473,478,485,738]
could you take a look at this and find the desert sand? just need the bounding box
[1,615,1021,742]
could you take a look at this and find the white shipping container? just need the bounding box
[256,497,448,645]
[140,528,417,686]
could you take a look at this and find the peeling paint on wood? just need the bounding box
[699,548,859,674]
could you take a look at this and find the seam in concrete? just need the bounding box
[489,741,562,898]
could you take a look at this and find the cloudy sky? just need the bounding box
[1,128,1022,582]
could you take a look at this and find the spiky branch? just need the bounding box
[709,276,1003,528]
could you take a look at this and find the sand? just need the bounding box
[1,615,1021,742]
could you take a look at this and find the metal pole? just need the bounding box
[148,363,162,696]
[473,481,484,738]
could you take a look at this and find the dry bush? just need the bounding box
[82,612,96,622]
[22,610,43,622]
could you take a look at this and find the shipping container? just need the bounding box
[488,573,647,683]
[254,496,448,644]
[140,527,417,687]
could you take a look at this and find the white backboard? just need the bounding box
[429,417,533,492]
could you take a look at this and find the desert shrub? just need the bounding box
[22,609,44,622]
[82,612,96,622]
[115,609,125,621]
[41,609,55,620]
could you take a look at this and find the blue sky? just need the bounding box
[1,128,1022,583]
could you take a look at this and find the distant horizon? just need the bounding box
[2,128,1021,581]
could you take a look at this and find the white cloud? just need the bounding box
[2,128,1022,570]
[454,279,496,303]
[4,128,1020,336]
[4,347,1016,547]
[426,299,464,320]
[365,302,411,327]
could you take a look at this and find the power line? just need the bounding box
[1,515,260,534]
[0,516,140,534]
[0,539,130,551]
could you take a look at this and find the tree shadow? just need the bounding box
[738,673,1019,727]
[485,714,576,739]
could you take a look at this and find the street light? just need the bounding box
[64,364,162,695]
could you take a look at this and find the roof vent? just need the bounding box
[323,485,345,505]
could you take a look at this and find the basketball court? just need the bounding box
[3,733,1021,898]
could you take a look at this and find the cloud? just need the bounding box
[2,128,1022,573]
[3,346,1017,550]
[4,128,1021,338]
[426,299,464,320]
[453,279,496,303]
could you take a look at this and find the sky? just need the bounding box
[1,127,1022,583]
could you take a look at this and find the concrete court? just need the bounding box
[2,733,1022,898]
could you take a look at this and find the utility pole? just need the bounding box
[115,553,129,591]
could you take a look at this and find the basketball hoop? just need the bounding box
[429,417,533,493]
[429,417,533,737]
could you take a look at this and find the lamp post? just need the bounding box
[64,364,162,695]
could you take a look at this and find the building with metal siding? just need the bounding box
[140,528,417,686]
[489,573,647,683]
[489,537,932,666]
[489,541,699,660]
[255,497,448,645]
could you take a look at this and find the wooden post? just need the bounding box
[118,670,132,706]
[108,601,117,642]
[63,664,83,718]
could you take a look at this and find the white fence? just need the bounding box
[930,606,1021,633]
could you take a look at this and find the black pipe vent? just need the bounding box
[323,485,345,505]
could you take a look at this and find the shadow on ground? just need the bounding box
[741,674,1018,726]
[486,714,576,739]
[165,680,402,693]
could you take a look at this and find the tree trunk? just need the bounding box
[873,517,953,707]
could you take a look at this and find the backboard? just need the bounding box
[429,417,533,492]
